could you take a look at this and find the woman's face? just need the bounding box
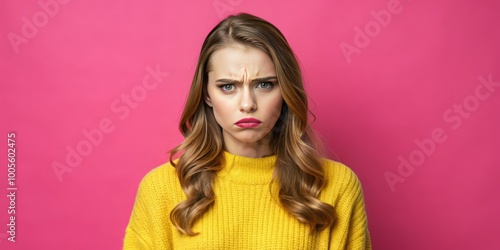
[206,45,283,152]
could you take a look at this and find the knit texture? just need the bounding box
[124,152,371,249]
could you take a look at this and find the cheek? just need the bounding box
[213,105,230,121]
[273,90,284,111]
[210,95,234,123]
[267,93,284,122]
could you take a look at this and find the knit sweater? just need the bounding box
[124,151,371,249]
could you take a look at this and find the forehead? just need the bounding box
[208,45,276,78]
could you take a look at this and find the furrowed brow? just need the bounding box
[215,78,241,84]
[215,76,278,84]
[251,76,278,83]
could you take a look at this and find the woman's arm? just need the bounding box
[123,166,174,249]
[327,162,371,250]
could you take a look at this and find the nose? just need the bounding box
[239,87,257,113]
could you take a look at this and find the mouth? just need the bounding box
[235,118,262,128]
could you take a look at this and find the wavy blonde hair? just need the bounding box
[169,13,336,235]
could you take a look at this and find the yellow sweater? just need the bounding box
[124,152,371,249]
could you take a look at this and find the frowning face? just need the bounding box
[205,45,283,155]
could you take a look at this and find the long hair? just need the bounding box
[169,13,336,236]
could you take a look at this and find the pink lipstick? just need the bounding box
[235,118,262,128]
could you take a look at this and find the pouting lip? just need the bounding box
[235,117,262,124]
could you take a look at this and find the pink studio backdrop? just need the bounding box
[1,0,499,249]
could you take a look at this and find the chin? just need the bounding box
[222,128,272,144]
[235,137,263,143]
[234,132,270,144]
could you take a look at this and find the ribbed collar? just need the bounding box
[218,151,277,185]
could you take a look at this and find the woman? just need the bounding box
[124,13,371,249]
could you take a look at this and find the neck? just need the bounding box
[225,146,272,158]
[223,134,273,158]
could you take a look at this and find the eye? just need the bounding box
[218,84,235,92]
[257,82,274,89]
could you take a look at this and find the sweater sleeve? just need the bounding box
[123,167,173,249]
[344,185,371,250]
[328,163,372,250]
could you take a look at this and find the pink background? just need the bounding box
[1,0,499,249]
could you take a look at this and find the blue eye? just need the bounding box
[219,84,235,92]
[258,82,273,89]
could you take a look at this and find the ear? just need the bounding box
[204,94,213,107]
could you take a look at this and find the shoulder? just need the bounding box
[135,160,183,203]
[320,158,365,204]
[140,160,178,186]
[322,159,361,185]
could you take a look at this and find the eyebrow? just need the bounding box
[215,76,278,84]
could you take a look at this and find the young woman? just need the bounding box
[124,13,371,249]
